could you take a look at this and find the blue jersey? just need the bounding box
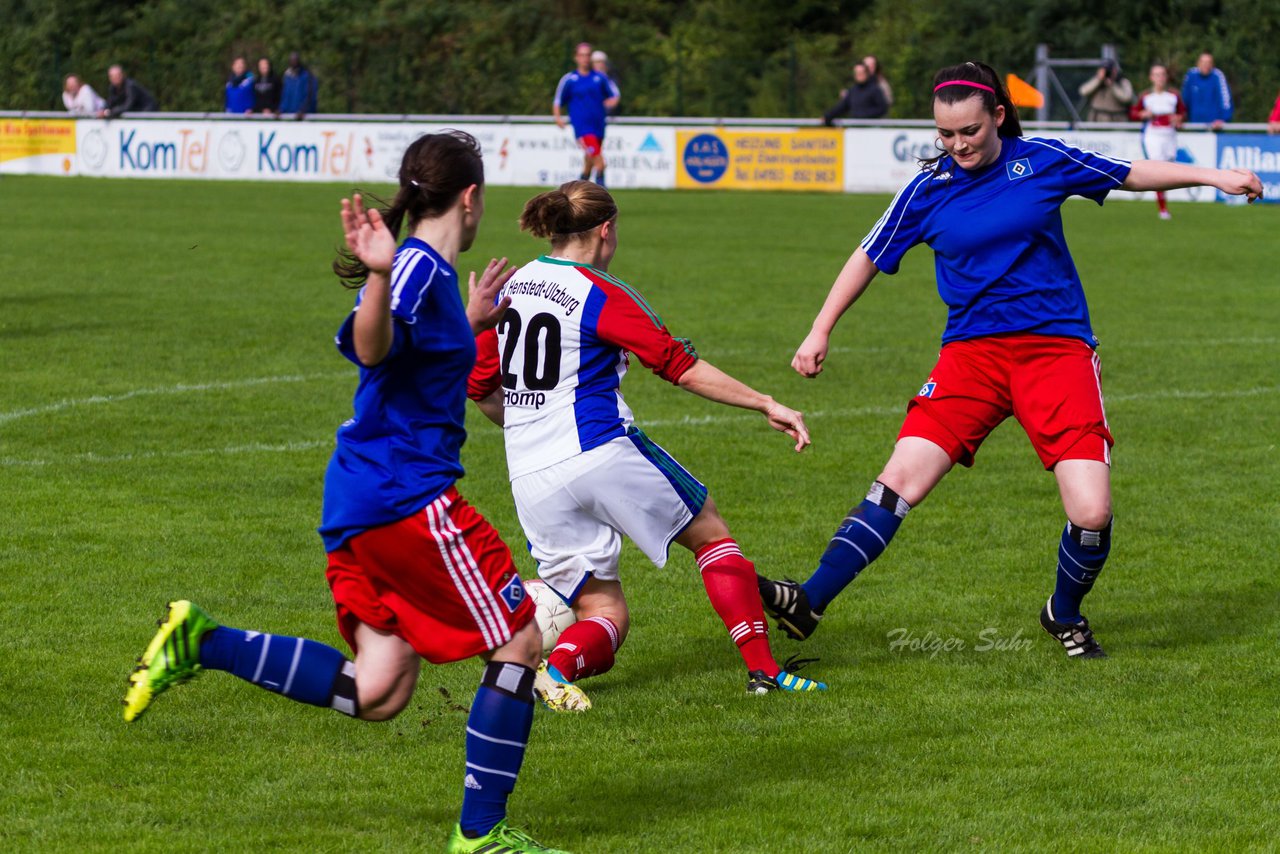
[860,135,1132,346]
[320,238,475,551]
[554,71,619,139]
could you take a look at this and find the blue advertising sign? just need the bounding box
[1216,134,1280,203]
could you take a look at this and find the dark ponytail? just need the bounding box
[919,61,1023,173]
[519,180,618,244]
[334,130,485,287]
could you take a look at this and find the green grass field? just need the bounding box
[1,175,1277,852]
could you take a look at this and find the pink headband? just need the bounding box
[934,80,995,94]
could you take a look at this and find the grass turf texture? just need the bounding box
[1,175,1277,851]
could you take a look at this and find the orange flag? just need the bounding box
[1005,73,1044,109]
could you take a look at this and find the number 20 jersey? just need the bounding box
[468,255,698,480]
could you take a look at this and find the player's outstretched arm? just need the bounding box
[793,247,880,378]
[342,193,397,367]
[1123,161,1263,201]
[676,360,810,452]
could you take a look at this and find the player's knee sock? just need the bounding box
[1156,191,1168,214]
[802,481,910,613]
[198,626,358,716]
[580,167,592,180]
[546,616,618,682]
[1051,519,1112,623]
[696,538,777,676]
[460,661,535,838]
[595,168,606,187]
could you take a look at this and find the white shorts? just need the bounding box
[509,429,708,603]
[1142,128,1177,162]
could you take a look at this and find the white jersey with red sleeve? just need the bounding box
[468,255,698,480]
[1134,89,1186,161]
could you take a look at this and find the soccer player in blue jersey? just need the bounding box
[759,61,1262,659]
[123,132,568,854]
[553,42,620,186]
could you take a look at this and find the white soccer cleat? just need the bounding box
[534,661,591,712]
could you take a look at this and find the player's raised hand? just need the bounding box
[1217,168,1264,203]
[764,401,811,452]
[466,257,516,333]
[341,193,396,276]
[792,329,830,378]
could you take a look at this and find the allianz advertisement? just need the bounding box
[1216,134,1280,203]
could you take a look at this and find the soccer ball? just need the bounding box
[524,578,577,655]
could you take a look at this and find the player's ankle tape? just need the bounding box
[481,661,536,703]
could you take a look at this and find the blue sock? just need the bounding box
[460,662,535,838]
[803,482,909,612]
[198,626,358,715]
[1051,520,1111,623]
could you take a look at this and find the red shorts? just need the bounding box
[578,133,602,157]
[325,487,534,664]
[899,334,1113,469]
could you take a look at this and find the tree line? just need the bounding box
[5,0,1278,122]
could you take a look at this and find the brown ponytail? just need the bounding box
[919,61,1023,173]
[519,180,618,245]
[333,130,485,287]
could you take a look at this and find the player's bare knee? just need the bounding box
[1069,505,1113,532]
[497,620,542,669]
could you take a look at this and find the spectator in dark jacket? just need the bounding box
[225,57,255,114]
[100,65,158,118]
[823,62,888,124]
[279,52,318,118]
[253,57,281,115]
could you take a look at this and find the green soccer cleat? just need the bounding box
[445,819,570,853]
[122,600,219,722]
[746,654,828,694]
[533,661,591,713]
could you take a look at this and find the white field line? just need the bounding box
[0,372,348,426]
[1,384,1275,468]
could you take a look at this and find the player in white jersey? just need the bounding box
[1131,64,1187,219]
[468,181,827,704]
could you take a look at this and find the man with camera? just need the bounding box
[1079,60,1135,123]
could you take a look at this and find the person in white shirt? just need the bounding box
[62,75,105,116]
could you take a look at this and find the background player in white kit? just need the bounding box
[468,181,826,705]
[1131,64,1187,220]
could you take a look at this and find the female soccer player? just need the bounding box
[122,132,567,854]
[553,43,620,186]
[1130,63,1187,219]
[467,181,826,707]
[759,61,1262,659]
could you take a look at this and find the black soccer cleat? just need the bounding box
[1040,598,1106,659]
[757,575,822,641]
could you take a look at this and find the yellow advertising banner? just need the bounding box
[0,119,77,168]
[676,128,843,191]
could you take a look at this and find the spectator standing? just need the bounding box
[862,54,893,108]
[62,74,105,116]
[591,49,620,116]
[253,57,281,115]
[1078,60,1135,122]
[1181,52,1233,128]
[100,65,158,118]
[280,51,319,118]
[224,57,255,114]
[1269,90,1280,134]
[822,62,888,124]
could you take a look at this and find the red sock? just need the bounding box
[1156,191,1168,214]
[696,538,779,677]
[546,616,619,682]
